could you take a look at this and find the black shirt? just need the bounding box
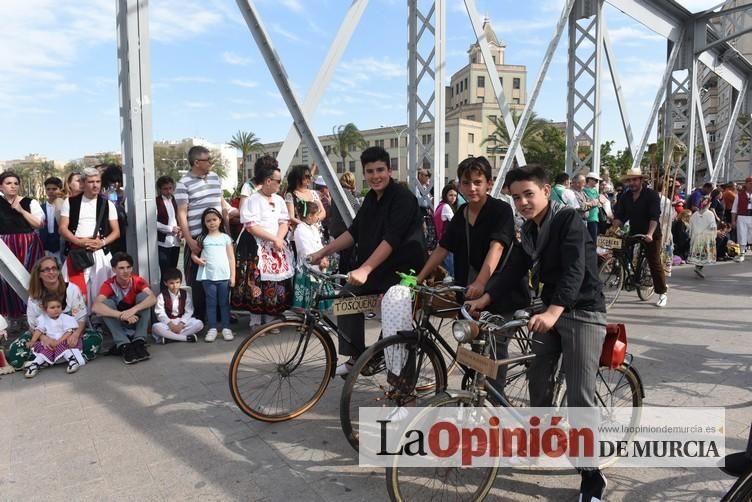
[439,197,515,287]
[348,179,426,292]
[613,187,661,236]
[521,206,605,313]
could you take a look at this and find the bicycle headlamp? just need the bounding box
[452,320,479,343]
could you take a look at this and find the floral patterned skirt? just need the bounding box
[688,231,717,266]
[5,330,103,369]
[231,254,292,315]
[292,269,334,311]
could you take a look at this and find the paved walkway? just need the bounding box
[1,260,750,501]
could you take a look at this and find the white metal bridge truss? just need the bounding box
[2,0,752,298]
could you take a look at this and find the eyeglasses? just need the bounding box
[196,158,211,163]
[40,266,59,273]
[269,178,282,183]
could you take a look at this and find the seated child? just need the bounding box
[0,314,14,375]
[152,268,204,343]
[25,293,85,378]
[292,200,332,310]
[717,222,730,261]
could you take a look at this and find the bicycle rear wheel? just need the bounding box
[594,364,643,468]
[229,320,334,422]
[599,256,624,309]
[636,256,655,301]
[340,332,446,452]
[385,392,498,502]
[552,363,642,469]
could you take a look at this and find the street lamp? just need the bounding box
[382,125,408,173]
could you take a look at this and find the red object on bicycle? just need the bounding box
[601,323,627,368]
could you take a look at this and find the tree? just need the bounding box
[524,124,566,179]
[332,123,367,171]
[483,111,550,157]
[228,130,264,187]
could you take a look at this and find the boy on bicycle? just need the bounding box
[415,156,527,312]
[505,165,608,502]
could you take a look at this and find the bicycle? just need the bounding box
[229,259,467,424]
[385,306,536,501]
[722,466,752,501]
[385,306,645,501]
[339,281,468,452]
[228,262,362,422]
[598,233,655,309]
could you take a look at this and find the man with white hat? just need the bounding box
[730,176,752,260]
[611,167,669,307]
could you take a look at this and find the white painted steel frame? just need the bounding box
[565,0,604,174]
[276,0,369,176]
[407,0,446,204]
[117,0,160,284]
[493,0,577,196]
[463,0,526,169]
[235,0,355,225]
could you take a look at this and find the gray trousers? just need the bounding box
[528,309,606,408]
[102,292,151,347]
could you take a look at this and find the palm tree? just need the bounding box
[332,123,367,172]
[228,130,264,184]
[483,111,549,157]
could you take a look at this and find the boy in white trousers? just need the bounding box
[152,268,204,343]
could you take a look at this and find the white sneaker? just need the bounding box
[204,329,218,342]
[335,360,354,376]
[221,328,234,341]
[656,294,668,308]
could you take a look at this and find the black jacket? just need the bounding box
[522,206,606,313]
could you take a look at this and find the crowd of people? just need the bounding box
[3,142,752,499]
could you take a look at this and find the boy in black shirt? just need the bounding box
[416,156,526,311]
[505,165,608,502]
[309,147,426,375]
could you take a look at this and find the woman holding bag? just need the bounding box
[240,163,294,327]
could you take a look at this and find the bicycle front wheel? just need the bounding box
[340,332,447,452]
[386,392,498,502]
[229,320,335,422]
[599,256,624,309]
[722,468,752,502]
[636,256,655,301]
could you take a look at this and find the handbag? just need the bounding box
[68,200,107,272]
[600,323,627,369]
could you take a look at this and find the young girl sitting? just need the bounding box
[25,293,85,378]
[292,200,332,310]
[192,208,236,342]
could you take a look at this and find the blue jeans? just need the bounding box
[202,280,230,330]
[102,292,151,347]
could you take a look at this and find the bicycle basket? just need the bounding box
[414,267,460,319]
[600,323,627,369]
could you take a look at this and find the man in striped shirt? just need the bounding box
[175,146,225,321]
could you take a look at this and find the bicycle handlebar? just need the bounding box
[303,260,349,282]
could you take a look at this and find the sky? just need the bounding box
[0,0,726,162]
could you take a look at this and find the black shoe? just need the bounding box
[579,470,606,502]
[720,452,752,477]
[122,343,138,365]
[185,334,198,343]
[133,339,151,361]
